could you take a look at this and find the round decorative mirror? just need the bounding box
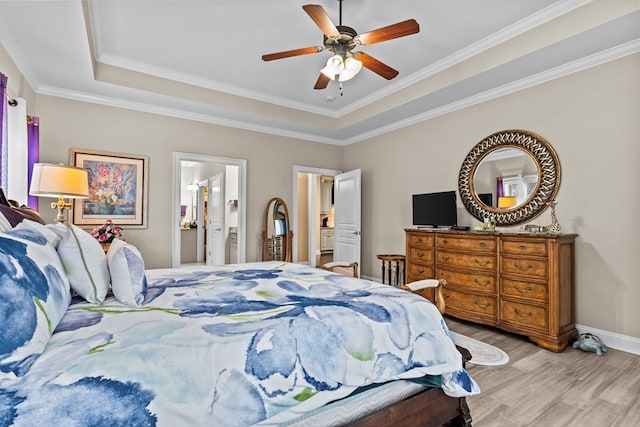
[262,197,293,262]
[458,130,561,226]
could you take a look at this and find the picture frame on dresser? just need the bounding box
[70,148,149,228]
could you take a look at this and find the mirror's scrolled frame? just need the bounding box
[458,129,561,226]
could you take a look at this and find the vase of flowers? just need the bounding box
[91,219,124,252]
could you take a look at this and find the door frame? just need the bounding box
[172,152,246,268]
[292,165,342,265]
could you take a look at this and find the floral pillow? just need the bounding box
[0,225,71,377]
[57,224,110,304]
[107,239,147,306]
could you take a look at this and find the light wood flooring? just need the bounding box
[445,317,640,427]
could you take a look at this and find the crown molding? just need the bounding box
[36,40,637,146]
[37,85,345,145]
[343,40,639,144]
[330,0,594,116]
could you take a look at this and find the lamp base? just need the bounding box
[51,196,72,223]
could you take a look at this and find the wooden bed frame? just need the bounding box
[350,345,472,427]
[352,280,472,427]
[351,387,471,427]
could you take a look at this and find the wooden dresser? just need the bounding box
[405,229,578,352]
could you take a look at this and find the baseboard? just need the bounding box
[576,324,640,356]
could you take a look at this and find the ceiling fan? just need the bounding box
[261,1,419,91]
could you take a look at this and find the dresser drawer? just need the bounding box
[436,235,496,252]
[443,287,497,318]
[408,247,434,264]
[408,233,434,246]
[501,239,548,257]
[501,278,547,302]
[437,251,496,272]
[501,256,548,279]
[500,300,548,332]
[407,263,434,279]
[437,268,497,293]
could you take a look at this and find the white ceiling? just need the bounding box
[0,0,638,145]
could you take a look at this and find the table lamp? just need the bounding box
[29,163,89,223]
[497,196,517,209]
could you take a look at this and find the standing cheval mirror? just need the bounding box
[262,197,293,262]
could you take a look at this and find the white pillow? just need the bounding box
[57,224,110,304]
[0,210,11,232]
[15,219,67,248]
[45,222,69,248]
[0,226,71,377]
[107,238,147,306]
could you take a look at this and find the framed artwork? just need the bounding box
[70,148,149,229]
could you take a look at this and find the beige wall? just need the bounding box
[344,54,640,338]
[30,96,343,267]
[0,47,35,110]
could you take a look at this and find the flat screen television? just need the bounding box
[412,191,458,228]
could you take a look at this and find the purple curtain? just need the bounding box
[0,72,7,192]
[27,115,39,209]
[496,177,504,199]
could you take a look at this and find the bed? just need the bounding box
[0,218,478,426]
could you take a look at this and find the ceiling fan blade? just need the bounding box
[262,46,323,61]
[314,73,330,90]
[353,52,399,80]
[302,4,340,37]
[355,19,420,46]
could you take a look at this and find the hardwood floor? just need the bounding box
[445,317,640,427]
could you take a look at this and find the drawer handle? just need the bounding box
[474,278,491,286]
[474,301,491,309]
[443,293,451,299]
[478,242,486,248]
[519,245,528,250]
[418,253,425,258]
[441,256,451,261]
[514,308,533,318]
[514,285,533,293]
[442,239,448,244]
[418,268,425,274]
[475,259,490,266]
[513,262,532,271]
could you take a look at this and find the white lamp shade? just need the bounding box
[320,54,345,80]
[29,163,89,199]
[338,57,362,82]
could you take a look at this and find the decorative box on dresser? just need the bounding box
[405,229,578,352]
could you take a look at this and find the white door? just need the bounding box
[207,172,225,265]
[333,169,361,275]
[196,185,205,262]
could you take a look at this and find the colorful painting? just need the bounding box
[84,160,137,215]
[70,149,148,228]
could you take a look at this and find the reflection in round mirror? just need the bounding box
[472,147,539,211]
[459,130,561,226]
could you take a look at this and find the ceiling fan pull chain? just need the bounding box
[339,82,344,96]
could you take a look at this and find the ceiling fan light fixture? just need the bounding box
[338,56,362,82]
[321,54,345,79]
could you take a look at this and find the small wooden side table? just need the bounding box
[376,254,405,286]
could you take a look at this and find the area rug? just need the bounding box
[450,331,510,366]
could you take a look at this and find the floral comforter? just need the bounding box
[1,262,478,426]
